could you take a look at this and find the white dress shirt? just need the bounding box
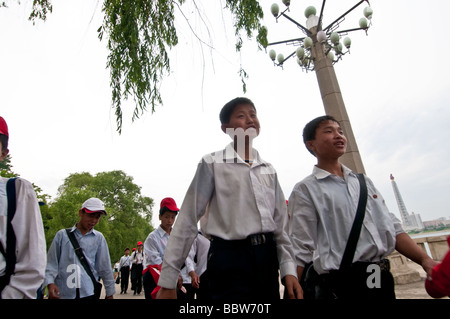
[0,176,46,299]
[158,143,297,289]
[143,225,169,268]
[185,232,210,278]
[288,165,404,275]
[131,251,144,266]
[119,255,131,269]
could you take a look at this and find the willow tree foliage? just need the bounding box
[27,0,268,133]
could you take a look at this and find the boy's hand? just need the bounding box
[47,283,61,299]
[422,257,439,278]
[156,287,177,299]
[189,271,200,289]
[283,275,303,299]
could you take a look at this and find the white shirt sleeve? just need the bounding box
[2,178,46,299]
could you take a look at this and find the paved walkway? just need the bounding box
[106,261,444,300]
[394,260,434,299]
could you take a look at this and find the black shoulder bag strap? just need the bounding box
[339,173,368,271]
[65,229,100,292]
[0,178,18,295]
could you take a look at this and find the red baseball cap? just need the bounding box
[160,197,180,212]
[0,116,8,137]
[137,241,143,246]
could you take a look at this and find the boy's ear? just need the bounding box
[0,148,9,162]
[306,141,315,154]
[221,123,228,133]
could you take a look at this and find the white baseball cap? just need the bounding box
[81,198,107,215]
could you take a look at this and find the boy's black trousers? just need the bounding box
[206,233,280,300]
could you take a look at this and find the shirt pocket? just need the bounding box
[254,170,277,209]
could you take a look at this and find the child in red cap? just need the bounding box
[142,197,184,299]
[130,240,144,295]
[0,116,47,298]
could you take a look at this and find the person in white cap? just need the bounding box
[0,116,47,298]
[44,198,116,299]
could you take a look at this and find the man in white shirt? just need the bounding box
[289,115,438,299]
[156,97,301,299]
[0,116,46,299]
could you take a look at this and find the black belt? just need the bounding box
[211,233,274,246]
[355,259,391,272]
[329,258,391,275]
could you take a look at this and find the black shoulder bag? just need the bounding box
[66,229,103,299]
[0,178,18,296]
[301,173,368,299]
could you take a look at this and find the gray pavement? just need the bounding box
[104,261,446,300]
[394,260,435,299]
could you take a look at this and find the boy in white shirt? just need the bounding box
[119,248,131,294]
[289,115,438,299]
[156,97,301,299]
[0,116,46,299]
[142,197,183,299]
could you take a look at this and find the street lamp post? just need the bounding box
[267,0,373,174]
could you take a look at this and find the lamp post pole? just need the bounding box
[267,1,372,174]
[310,25,365,173]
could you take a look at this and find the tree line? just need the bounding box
[1,155,154,264]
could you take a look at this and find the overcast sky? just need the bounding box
[1,0,450,229]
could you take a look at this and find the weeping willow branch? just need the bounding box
[27,0,268,134]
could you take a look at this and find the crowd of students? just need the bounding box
[1,97,449,300]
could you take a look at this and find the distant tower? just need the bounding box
[390,174,423,230]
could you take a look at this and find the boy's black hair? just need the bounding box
[159,206,178,216]
[219,97,256,124]
[0,134,8,151]
[302,115,340,155]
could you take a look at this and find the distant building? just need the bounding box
[423,218,450,228]
[390,174,424,231]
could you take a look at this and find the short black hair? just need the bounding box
[0,134,8,151]
[159,206,178,216]
[219,97,256,124]
[302,115,340,155]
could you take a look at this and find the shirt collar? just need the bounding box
[312,164,354,180]
[157,225,170,237]
[224,142,266,166]
[71,224,96,236]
